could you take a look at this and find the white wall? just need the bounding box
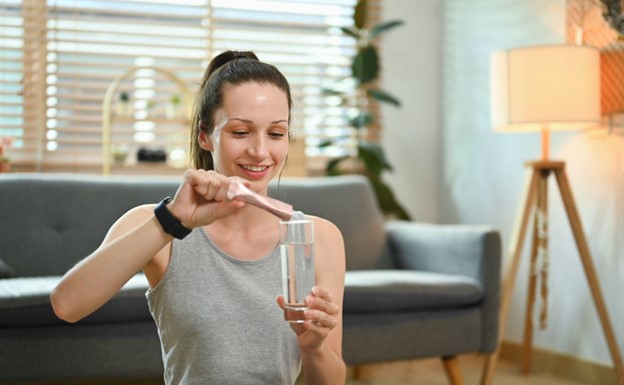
[381,0,442,222]
[383,0,624,368]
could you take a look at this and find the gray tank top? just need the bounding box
[146,228,301,385]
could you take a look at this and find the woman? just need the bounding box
[50,51,346,385]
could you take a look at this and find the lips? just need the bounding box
[240,164,269,172]
[239,164,272,178]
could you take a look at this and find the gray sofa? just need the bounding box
[0,173,501,384]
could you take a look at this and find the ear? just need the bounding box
[198,130,213,151]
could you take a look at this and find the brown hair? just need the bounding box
[190,50,293,170]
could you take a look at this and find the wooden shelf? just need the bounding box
[102,66,193,175]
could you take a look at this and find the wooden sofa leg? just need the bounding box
[351,365,363,380]
[442,356,466,385]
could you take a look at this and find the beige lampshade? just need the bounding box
[491,45,600,132]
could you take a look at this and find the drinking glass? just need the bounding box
[279,219,315,323]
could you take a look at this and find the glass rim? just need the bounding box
[279,219,312,225]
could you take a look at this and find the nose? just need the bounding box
[248,134,268,158]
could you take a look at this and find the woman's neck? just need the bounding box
[204,205,282,260]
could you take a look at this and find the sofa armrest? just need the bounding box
[385,220,502,352]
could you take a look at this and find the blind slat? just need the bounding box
[0,0,382,169]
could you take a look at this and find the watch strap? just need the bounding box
[154,197,192,239]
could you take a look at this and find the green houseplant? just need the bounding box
[322,0,409,219]
[601,0,624,39]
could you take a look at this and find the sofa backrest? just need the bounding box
[268,175,386,271]
[0,173,385,277]
[0,174,180,277]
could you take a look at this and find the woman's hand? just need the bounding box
[167,169,248,229]
[277,286,340,352]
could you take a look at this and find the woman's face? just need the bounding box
[200,81,290,193]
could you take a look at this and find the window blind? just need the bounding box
[0,0,382,171]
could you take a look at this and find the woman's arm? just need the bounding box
[50,169,247,323]
[50,205,173,323]
[287,216,347,385]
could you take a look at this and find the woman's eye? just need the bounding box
[231,131,249,137]
[269,132,286,139]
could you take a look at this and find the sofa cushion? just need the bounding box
[0,274,151,327]
[344,270,483,314]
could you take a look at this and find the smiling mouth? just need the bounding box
[240,164,271,172]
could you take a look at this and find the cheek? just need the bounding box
[216,139,246,161]
[273,140,289,159]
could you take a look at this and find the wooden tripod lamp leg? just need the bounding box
[522,168,550,374]
[522,171,548,374]
[554,168,624,385]
[481,168,540,385]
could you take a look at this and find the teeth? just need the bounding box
[242,165,268,172]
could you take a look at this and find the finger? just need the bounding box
[184,169,212,197]
[305,295,338,317]
[305,291,339,316]
[221,176,253,204]
[214,176,237,203]
[230,176,252,188]
[305,300,339,327]
[311,286,333,303]
[203,171,227,200]
[276,295,285,310]
[304,309,337,331]
[189,171,227,201]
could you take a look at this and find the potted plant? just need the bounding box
[116,91,131,117]
[601,0,624,39]
[166,93,182,119]
[111,145,129,165]
[322,0,409,220]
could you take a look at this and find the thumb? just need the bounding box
[276,295,286,310]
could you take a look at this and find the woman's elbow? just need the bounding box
[50,286,81,323]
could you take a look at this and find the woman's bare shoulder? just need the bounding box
[307,215,345,265]
[308,215,342,240]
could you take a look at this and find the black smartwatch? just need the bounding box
[154,197,192,239]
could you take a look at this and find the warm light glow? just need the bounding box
[490,45,601,160]
[491,45,600,132]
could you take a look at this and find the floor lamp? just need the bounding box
[482,44,624,385]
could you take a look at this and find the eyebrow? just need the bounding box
[228,117,288,125]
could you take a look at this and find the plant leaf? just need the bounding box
[354,0,367,29]
[340,26,359,39]
[369,20,404,38]
[350,111,373,129]
[318,135,352,147]
[318,139,335,148]
[360,141,393,170]
[322,87,345,96]
[368,176,411,220]
[325,156,350,176]
[367,88,401,107]
[352,46,379,84]
[325,77,358,94]
[358,141,392,178]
